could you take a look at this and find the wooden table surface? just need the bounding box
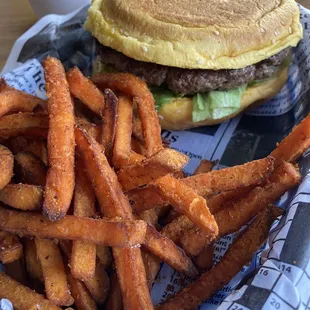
[1,0,310,71]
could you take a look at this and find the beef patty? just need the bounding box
[98,45,291,95]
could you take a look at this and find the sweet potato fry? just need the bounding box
[67,273,98,310]
[194,160,216,175]
[96,245,112,269]
[162,208,180,225]
[131,136,147,155]
[137,208,159,227]
[179,186,254,256]
[113,247,153,310]
[0,145,13,190]
[23,139,48,165]
[75,126,131,219]
[127,156,275,212]
[179,227,211,257]
[73,98,98,120]
[105,272,123,310]
[142,249,161,290]
[181,161,301,256]
[0,112,48,141]
[161,188,255,255]
[83,261,110,304]
[0,231,23,263]
[0,272,61,310]
[101,88,118,161]
[6,136,28,153]
[143,226,198,277]
[178,186,255,256]
[4,256,28,286]
[138,209,163,289]
[23,238,44,282]
[183,156,275,197]
[157,206,282,310]
[75,126,153,309]
[153,174,218,237]
[271,113,310,163]
[156,203,173,220]
[14,151,47,186]
[67,67,105,116]
[161,215,195,244]
[143,187,255,256]
[71,154,96,281]
[71,240,96,281]
[61,240,110,305]
[216,161,300,237]
[117,148,189,191]
[75,117,101,142]
[0,184,43,211]
[132,116,144,143]
[207,185,255,214]
[0,207,147,247]
[127,186,166,213]
[33,104,46,114]
[58,240,72,257]
[0,229,12,239]
[0,78,46,117]
[7,136,48,165]
[128,150,146,164]
[158,206,179,220]
[35,238,74,306]
[92,73,162,157]
[43,57,75,220]
[160,186,249,225]
[132,185,252,217]
[193,244,214,272]
[112,95,133,168]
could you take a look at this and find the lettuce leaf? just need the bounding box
[192,93,211,121]
[152,85,247,122]
[192,86,247,122]
[151,87,177,111]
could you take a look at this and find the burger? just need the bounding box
[85,0,303,130]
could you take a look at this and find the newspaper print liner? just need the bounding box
[1,4,310,310]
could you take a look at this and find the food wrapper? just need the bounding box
[2,5,310,310]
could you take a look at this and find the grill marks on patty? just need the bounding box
[99,45,291,95]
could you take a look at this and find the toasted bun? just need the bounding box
[158,66,289,130]
[85,0,302,70]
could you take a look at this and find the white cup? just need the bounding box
[28,0,91,19]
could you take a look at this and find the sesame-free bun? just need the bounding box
[158,65,289,130]
[85,0,302,70]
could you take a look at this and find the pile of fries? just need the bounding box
[0,56,308,309]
